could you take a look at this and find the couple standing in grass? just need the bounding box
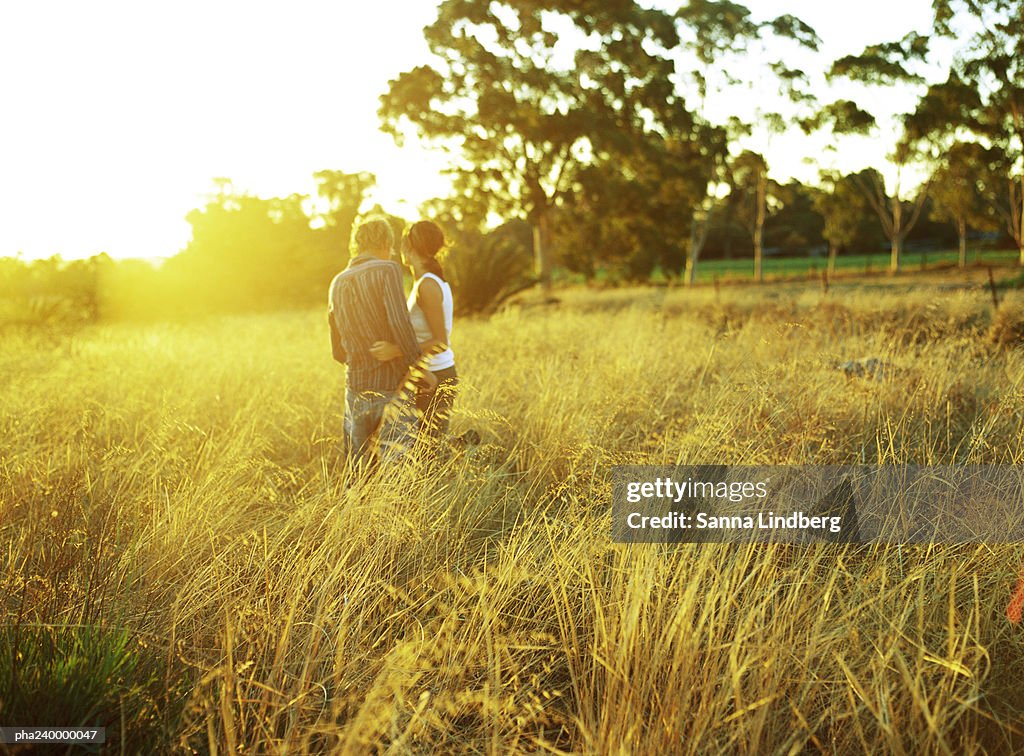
[327,216,458,466]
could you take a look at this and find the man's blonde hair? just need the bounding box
[354,216,394,255]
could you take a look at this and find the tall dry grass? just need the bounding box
[2,282,1024,753]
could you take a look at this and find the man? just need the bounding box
[328,217,435,465]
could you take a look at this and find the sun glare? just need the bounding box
[0,1,447,262]
[0,0,941,262]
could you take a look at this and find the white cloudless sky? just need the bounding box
[0,0,943,260]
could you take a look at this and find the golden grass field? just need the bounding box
[3,279,1024,753]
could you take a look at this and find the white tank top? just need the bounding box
[408,272,455,371]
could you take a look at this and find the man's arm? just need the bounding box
[381,265,421,367]
[328,309,346,364]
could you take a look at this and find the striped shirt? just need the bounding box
[328,256,421,393]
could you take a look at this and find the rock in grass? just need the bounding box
[837,357,900,381]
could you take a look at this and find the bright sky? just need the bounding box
[0,0,945,261]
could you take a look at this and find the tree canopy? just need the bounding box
[379,0,728,292]
[928,0,1024,259]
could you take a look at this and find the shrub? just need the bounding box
[444,219,535,315]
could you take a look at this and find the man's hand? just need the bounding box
[399,363,438,402]
[370,340,402,362]
[420,368,438,391]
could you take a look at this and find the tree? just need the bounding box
[929,141,997,266]
[971,141,1024,255]
[865,2,1023,263]
[313,170,375,255]
[724,150,772,281]
[930,0,1024,263]
[673,4,820,106]
[683,197,717,286]
[672,2,821,283]
[379,1,688,296]
[855,159,931,272]
[766,180,826,255]
[175,190,311,310]
[824,32,936,271]
[813,173,872,274]
[553,128,721,282]
[170,176,356,313]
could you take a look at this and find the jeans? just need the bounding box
[344,387,417,466]
[417,366,458,441]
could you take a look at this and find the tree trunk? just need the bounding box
[533,210,551,298]
[890,236,903,272]
[1008,174,1024,266]
[753,170,766,283]
[685,209,712,286]
[890,198,902,273]
[957,218,967,269]
[1018,184,1023,266]
[827,242,838,276]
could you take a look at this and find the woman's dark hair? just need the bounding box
[406,220,446,281]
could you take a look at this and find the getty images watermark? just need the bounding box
[612,465,1024,544]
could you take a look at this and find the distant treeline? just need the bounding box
[552,172,1013,284]
[0,166,1016,327]
[1,172,364,324]
[0,170,542,324]
[7,1,1024,321]
[378,1,1024,289]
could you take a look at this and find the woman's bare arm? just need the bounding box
[370,278,449,362]
[415,277,448,356]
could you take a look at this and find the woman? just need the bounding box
[369,220,457,443]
